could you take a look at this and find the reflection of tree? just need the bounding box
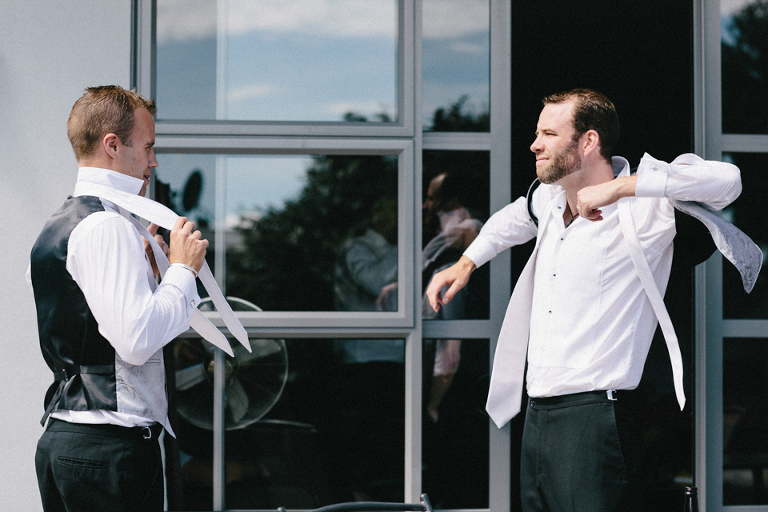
[430,95,489,132]
[225,153,398,311]
[722,0,768,133]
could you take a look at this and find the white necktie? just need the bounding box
[79,182,250,357]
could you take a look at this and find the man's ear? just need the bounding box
[582,130,600,157]
[102,133,120,160]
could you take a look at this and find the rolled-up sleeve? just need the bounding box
[635,152,742,211]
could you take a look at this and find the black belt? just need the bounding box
[47,418,163,441]
[529,389,636,407]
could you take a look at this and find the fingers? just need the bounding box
[147,222,159,235]
[169,217,209,271]
[575,203,602,221]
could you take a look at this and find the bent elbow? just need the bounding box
[712,162,742,210]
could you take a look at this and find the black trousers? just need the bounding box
[520,391,643,512]
[35,419,164,512]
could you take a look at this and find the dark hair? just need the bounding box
[67,85,156,162]
[542,89,620,160]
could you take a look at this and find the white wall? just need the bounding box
[0,1,132,509]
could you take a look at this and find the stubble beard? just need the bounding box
[537,139,582,185]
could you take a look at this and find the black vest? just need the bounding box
[31,196,118,420]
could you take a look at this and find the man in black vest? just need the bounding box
[30,86,208,512]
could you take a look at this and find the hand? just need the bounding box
[143,223,169,276]
[169,217,209,273]
[576,175,637,222]
[425,255,476,313]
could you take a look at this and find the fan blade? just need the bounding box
[175,363,207,391]
[227,378,249,424]
[235,339,283,364]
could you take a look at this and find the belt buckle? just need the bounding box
[142,426,153,440]
[606,390,618,401]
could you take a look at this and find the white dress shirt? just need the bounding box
[30,167,201,431]
[466,154,741,401]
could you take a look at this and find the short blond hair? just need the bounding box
[67,86,156,162]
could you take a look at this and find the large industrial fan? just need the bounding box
[173,297,288,430]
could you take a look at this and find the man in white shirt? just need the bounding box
[425,89,742,512]
[31,86,209,512]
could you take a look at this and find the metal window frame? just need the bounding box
[134,0,512,510]
[696,1,768,511]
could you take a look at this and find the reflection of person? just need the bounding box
[421,172,483,423]
[426,89,743,511]
[329,195,404,501]
[30,86,209,512]
[334,195,398,314]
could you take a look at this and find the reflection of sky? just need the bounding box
[225,156,311,227]
[155,0,489,125]
[226,32,396,121]
[156,154,311,228]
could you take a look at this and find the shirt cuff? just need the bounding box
[635,152,669,198]
[162,265,202,310]
[463,237,496,269]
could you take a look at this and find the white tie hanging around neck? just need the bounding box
[77,181,251,357]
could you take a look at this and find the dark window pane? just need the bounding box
[723,338,768,505]
[422,338,489,509]
[722,1,768,134]
[721,153,767,320]
[422,151,490,319]
[170,337,405,509]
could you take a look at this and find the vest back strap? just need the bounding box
[41,365,115,426]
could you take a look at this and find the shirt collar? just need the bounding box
[73,167,144,197]
[612,156,631,178]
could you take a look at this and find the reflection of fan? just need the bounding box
[174,297,288,430]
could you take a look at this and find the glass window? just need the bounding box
[155,0,398,123]
[721,153,767,320]
[422,0,489,132]
[155,153,399,312]
[723,337,768,506]
[721,0,768,134]
[422,338,489,509]
[170,336,405,510]
[422,151,490,319]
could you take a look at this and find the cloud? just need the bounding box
[228,84,276,102]
[157,0,488,43]
[158,0,395,43]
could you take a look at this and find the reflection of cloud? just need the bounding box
[450,40,487,55]
[158,0,487,44]
[423,0,488,39]
[158,0,396,43]
[229,84,276,102]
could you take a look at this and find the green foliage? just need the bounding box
[226,153,397,311]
